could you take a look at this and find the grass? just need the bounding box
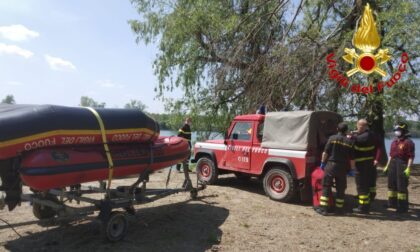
[189,163,197,172]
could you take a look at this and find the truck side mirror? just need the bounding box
[232,133,239,140]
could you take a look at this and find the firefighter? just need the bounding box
[317,122,355,215]
[352,119,381,214]
[383,123,415,214]
[176,117,192,172]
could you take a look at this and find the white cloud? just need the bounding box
[0,25,39,41]
[44,54,76,71]
[0,43,33,58]
[96,80,125,88]
[6,81,23,86]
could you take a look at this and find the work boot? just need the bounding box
[384,197,397,209]
[370,192,376,202]
[335,208,345,215]
[383,203,396,209]
[396,199,408,214]
[353,205,369,214]
[315,206,328,216]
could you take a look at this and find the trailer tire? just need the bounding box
[196,157,218,184]
[32,195,58,220]
[103,211,128,242]
[263,167,296,202]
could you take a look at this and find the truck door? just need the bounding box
[225,121,252,170]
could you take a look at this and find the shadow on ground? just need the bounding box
[3,197,229,252]
[214,175,305,204]
[215,174,420,222]
[215,175,265,196]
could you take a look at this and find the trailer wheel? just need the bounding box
[103,211,128,242]
[196,157,218,184]
[263,168,296,202]
[32,195,58,220]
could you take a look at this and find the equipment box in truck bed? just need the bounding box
[192,111,342,202]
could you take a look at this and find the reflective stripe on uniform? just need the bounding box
[388,191,397,197]
[397,193,407,200]
[369,187,376,193]
[359,199,370,205]
[330,140,352,148]
[320,201,328,206]
[354,145,375,151]
[320,196,329,206]
[355,156,374,162]
[359,195,369,199]
[359,194,370,205]
[336,198,344,208]
[178,129,191,134]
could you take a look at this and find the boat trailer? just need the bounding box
[2,168,205,242]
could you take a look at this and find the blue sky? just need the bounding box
[0,0,179,113]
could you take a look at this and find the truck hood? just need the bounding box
[198,139,224,144]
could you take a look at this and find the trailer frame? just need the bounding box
[17,168,206,242]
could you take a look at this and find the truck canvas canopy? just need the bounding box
[261,111,342,151]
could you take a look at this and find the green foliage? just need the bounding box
[124,99,147,111]
[1,95,16,104]
[130,0,419,141]
[147,112,174,130]
[79,96,106,108]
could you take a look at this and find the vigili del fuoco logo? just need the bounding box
[326,4,409,94]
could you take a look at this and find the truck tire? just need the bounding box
[263,167,296,202]
[196,157,218,184]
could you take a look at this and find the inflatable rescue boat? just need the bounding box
[0,104,160,159]
[19,136,190,190]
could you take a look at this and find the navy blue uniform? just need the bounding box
[320,133,353,210]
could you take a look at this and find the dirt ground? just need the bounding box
[0,165,419,252]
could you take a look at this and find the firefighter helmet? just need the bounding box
[393,122,409,134]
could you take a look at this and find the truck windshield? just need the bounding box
[230,122,252,141]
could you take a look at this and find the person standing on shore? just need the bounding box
[351,119,381,214]
[176,117,192,172]
[318,122,355,215]
[383,122,415,214]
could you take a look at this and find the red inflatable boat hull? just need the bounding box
[19,136,189,190]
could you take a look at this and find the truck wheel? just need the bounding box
[196,157,218,184]
[263,168,296,202]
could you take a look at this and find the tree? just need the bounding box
[79,96,106,108]
[130,0,419,146]
[124,99,147,111]
[1,95,16,104]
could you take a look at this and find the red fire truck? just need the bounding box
[192,111,342,202]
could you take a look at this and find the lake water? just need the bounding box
[162,130,420,164]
